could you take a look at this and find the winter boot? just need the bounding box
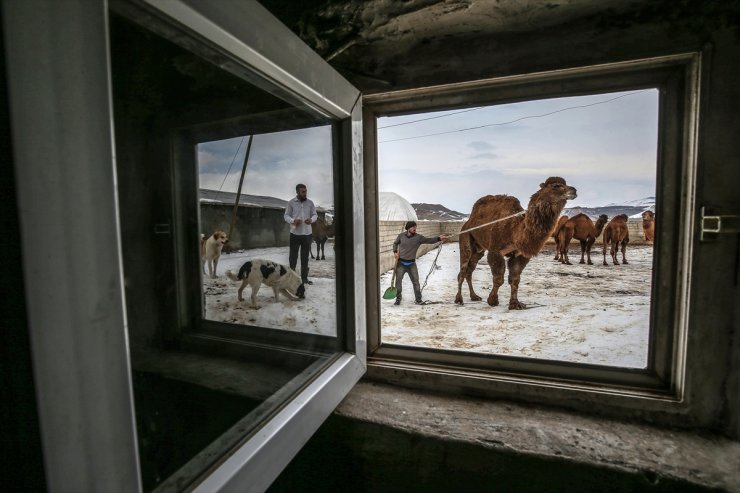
[301,266,313,285]
[394,296,401,305]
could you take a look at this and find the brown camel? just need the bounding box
[641,210,655,242]
[551,215,569,261]
[310,217,335,260]
[557,213,608,265]
[455,177,577,309]
[602,214,629,265]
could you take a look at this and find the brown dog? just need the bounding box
[201,231,228,278]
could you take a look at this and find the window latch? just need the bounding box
[700,207,740,241]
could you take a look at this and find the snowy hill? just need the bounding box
[412,203,468,221]
[564,196,655,220]
[408,196,655,222]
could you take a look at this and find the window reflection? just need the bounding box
[197,128,337,337]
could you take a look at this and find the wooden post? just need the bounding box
[228,135,253,248]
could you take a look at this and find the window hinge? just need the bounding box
[700,207,740,241]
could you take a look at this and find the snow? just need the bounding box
[378,192,417,221]
[202,241,653,370]
[202,245,337,336]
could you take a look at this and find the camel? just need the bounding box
[455,177,577,309]
[551,215,569,261]
[310,217,335,260]
[557,213,608,265]
[641,210,655,242]
[602,214,629,265]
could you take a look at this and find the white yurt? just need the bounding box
[378,192,417,221]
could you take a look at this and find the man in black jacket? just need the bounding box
[392,221,447,305]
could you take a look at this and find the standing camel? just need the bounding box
[641,211,655,242]
[310,217,335,260]
[602,214,629,265]
[557,213,608,265]
[455,177,577,309]
[551,215,569,261]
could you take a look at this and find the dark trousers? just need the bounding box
[396,262,422,302]
[289,233,312,276]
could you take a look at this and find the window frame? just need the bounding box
[363,53,700,409]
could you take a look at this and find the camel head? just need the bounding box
[595,214,609,236]
[530,177,577,210]
[641,210,655,222]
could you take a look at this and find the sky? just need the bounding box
[197,89,658,214]
[198,125,335,209]
[378,89,659,213]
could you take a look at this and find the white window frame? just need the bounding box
[362,53,701,418]
[4,0,365,491]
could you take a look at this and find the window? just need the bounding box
[363,54,700,403]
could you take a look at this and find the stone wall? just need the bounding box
[378,219,649,274]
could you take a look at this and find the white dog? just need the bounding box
[225,259,305,308]
[201,231,228,278]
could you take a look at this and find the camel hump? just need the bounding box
[471,194,522,214]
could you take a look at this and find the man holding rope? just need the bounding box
[392,221,447,305]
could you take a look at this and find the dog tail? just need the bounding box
[225,270,240,282]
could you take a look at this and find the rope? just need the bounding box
[418,209,527,298]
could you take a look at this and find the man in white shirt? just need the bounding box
[284,183,318,284]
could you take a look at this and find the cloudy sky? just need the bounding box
[378,89,659,213]
[198,89,658,214]
[198,124,335,209]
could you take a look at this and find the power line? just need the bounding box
[378,106,484,129]
[216,136,246,195]
[378,90,652,144]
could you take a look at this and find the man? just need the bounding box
[284,184,318,284]
[392,221,447,305]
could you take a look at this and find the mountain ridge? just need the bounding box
[413,197,655,222]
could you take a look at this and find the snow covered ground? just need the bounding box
[203,241,653,369]
[202,244,338,337]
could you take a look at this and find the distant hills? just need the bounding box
[413,197,655,222]
[412,203,468,221]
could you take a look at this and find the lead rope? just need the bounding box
[418,209,527,298]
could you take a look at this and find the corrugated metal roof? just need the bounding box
[199,189,328,212]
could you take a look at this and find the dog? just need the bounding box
[201,230,228,278]
[225,259,305,308]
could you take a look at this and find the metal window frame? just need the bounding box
[363,53,700,414]
[4,0,365,492]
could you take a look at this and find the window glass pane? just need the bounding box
[378,89,658,369]
[109,10,340,491]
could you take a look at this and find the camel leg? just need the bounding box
[603,241,608,266]
[486,251,506,307]
[553,237,560,261]
[310,242,316,259]
[621,239,628,264]
[321,239,327,260]
[579,239,587,264]
[611,241,619,265]
[507,255,530,310]
[455,235,475,304]
[585,238,595,265]
[561,235,572,265]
